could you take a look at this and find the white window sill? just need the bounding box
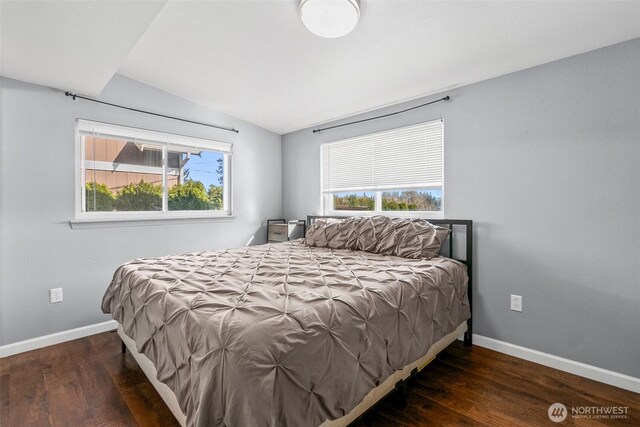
[69,214,235,229]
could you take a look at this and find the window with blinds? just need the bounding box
[76,119,232,220]
[321,120,443,214]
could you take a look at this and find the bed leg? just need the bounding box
[121,339,126,354]
[393,379,408,409]
[464,319,472,347]
[463,331,472,347]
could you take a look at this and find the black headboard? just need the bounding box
[306,215,474,346]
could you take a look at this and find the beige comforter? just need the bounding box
[102,240,470,427]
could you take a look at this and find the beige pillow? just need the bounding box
[355,216,450,259]
[304,217,362,249]
[305,216,449,259]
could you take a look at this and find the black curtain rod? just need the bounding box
[312,96,450,133]
[64,92,239,133]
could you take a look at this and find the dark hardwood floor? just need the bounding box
[1,332,637,426]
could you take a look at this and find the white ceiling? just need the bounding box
[2,1,640,134]
[0,1,166,96]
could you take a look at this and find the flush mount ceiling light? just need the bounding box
[300,0,360,39]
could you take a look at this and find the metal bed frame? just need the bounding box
[307,215,473,347]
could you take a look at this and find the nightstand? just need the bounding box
[267,219,306,243]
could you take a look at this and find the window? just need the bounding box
[321,120,443,216]
[76,120,232,220]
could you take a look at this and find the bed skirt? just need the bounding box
[117,321,468,427]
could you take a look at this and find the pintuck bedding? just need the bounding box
[102,239,470,427]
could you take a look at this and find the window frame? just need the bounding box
[323,189,444,219]
[321,120,444,219]
[74,119,233,222]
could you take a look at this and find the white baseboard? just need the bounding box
[0,320,117,358]
[473,334,640,394]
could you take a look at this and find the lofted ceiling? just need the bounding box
[0,0,167,96]
[2,1,640,134]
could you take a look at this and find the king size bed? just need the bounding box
[102,216,473,426]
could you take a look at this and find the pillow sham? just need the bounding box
[304,217,362,249]
[305,216,449,259]
[355,216,450,259]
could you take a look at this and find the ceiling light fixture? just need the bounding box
[300,0,360,39]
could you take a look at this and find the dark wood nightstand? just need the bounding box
[267,219,306,243]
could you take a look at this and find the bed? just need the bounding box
[102,216,472,426]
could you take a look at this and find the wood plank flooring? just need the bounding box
[1,331,638,426]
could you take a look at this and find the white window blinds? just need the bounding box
[321,120,443,193]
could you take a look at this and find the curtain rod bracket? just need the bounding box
[64,91,239,133]
[312,95,450,134]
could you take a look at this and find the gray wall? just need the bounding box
[0,75,282,346]
[282,39,640,377]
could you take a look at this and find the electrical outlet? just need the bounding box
[510,294,522,312]
[50,288,63,304]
